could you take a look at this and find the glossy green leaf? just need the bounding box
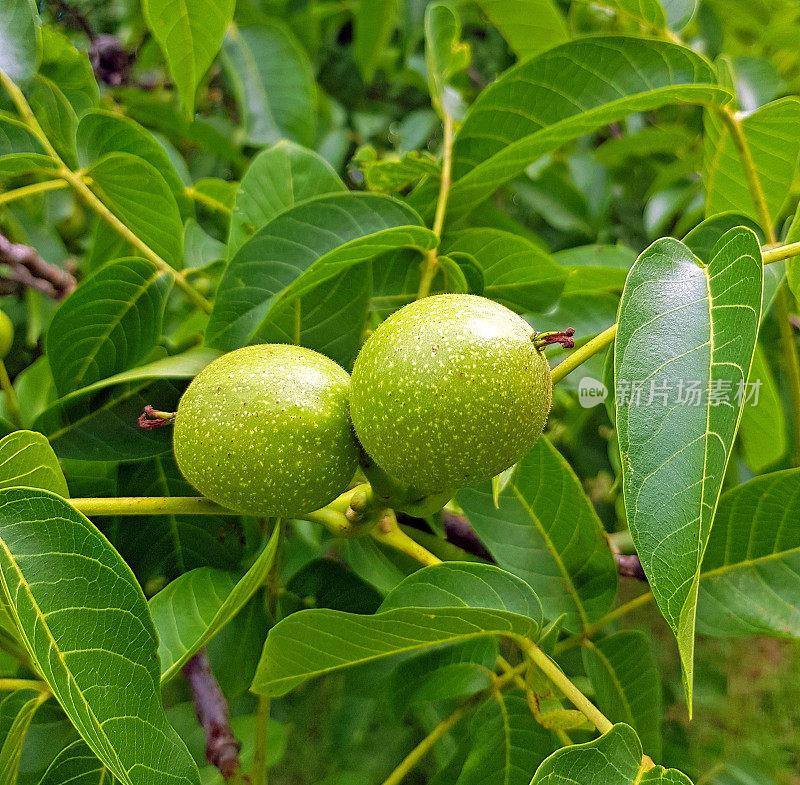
[37,739,114,785]
[150,523,280,683]
[682,212,763,259]
[599,0,667,27]
[458,438,618,633]
[206,193,436,350]
[582,632,662,758]
[0,0,40,85]
[661,0,699,29]
[28,75,78,167]
[34,377,186,461]
[555,244,637,294]
[442,229,566,312]
[0,487,199,785]
[183,219,224,269]
[143,0,235,119]
[252,606,539,698]
[737,344,786,472]
[388,640,497,710]
[76,111,191,216]
[456,691,556,785]
[39,27,99,117]
[445,37,728,221]
[228,140,345,255]
[0,152,57,178]
[47,258,172,396]
[254,266,371,370]
[222,21,316,147]
[615,228,763,711]
[353,0,397,81]
[425,2,471,119]
[33,349,217,460]
[0,689,49,785]
[0,113,46,155]
[704,98,800,225]
[0,430,68,496]
[43,347,218,405]
[380,562,543,625]
[475,0,567,59]
[86,152,183,269]
[529,723,692,784]
[697,467,800,637]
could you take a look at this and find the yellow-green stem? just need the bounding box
[0,70,60,158]
[550,323,617,385]
[65,169,213,313]
[547,240,800,386]
[0,67,213,314]
[251,696,270,785]
[718,107,776,244]
[0,678,49,692]
[0,359,21,427]
[380,700,472,785]
[776,286,800,465]
[371,511,442,566]
[515,638,613,734]
[585,591,654,635]
[0,179,68,206]
[70,494,359,537]
[417,112,454,299]
[380,661,528,785]
[185,186,232,215]
[763,241,800,264]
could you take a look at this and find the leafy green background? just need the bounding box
[1,0,800,783]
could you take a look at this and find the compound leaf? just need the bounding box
[444,37,728,222]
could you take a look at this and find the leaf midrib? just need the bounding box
[509,483,589,631]
[0,536,129,784]
[65,265,166,394]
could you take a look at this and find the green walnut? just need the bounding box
[174,344,359,516]
[350,294,553,495]
[0,310,13,359]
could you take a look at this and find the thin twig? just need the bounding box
[417,112,454,299]
[183,650,243,781]
[613,553,647,582]
[0,233,76,300]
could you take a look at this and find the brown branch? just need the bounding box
[89,35,135,87]
[183,650,244,781]
[0,234,76,300]
[49,0,96,41]
[614,553,647,582]
[439,509,493,562]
